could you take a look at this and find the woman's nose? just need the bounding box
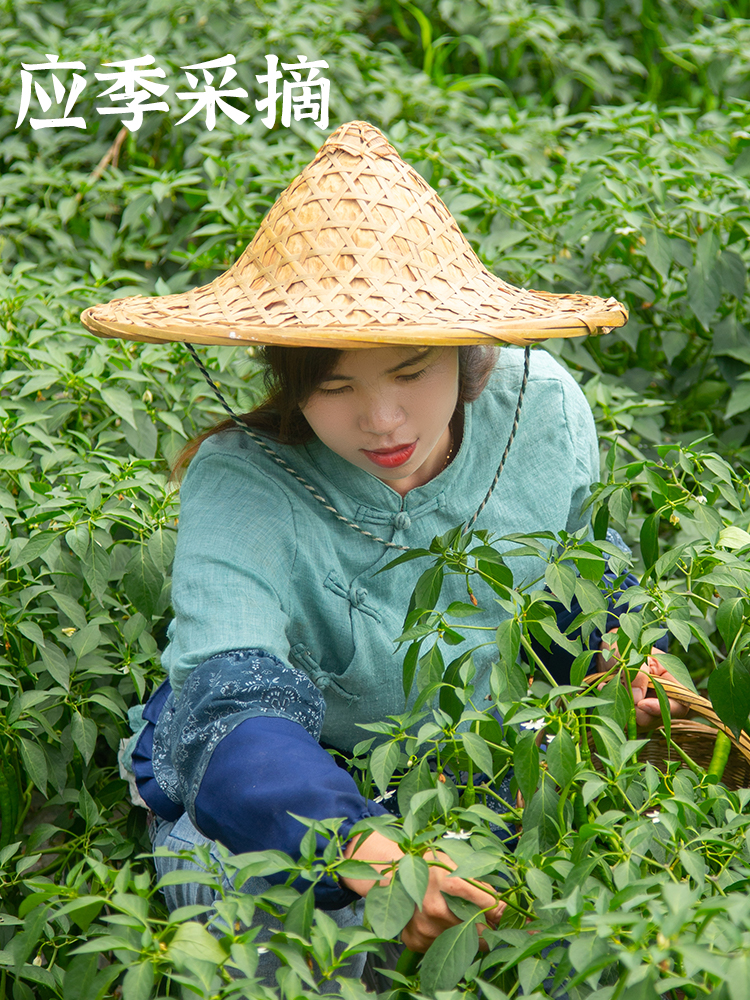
[358,394,405,434]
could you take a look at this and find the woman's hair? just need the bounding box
[173,344,498,476]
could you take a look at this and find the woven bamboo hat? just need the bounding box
[81,120,627,348]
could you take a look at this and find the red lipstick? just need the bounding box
[361,442,417,469]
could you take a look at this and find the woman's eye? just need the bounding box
[398,368,428,383]
[319,385,350,396]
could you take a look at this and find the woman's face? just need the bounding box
[300,346,459,495]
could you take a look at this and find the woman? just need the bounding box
[83,121,682,985]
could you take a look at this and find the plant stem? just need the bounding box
[519,633,565,693]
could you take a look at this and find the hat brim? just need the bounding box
[81,304,626,348]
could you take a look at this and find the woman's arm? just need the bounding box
[156,649,388,909]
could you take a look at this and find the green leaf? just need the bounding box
[123,546,163,619]
[664,616,691,651]
[417,642,444,693]
[65,524,90,561]
[545,562,576,609]
[414,564,444,610]
[451,850,504,881]
[651,678,671,744]
[101,386,137,430]
[728,956,750,1000]
[708,656,750,739]
[82,536,111,604]
[478,558,513,597]
[122,962,154,1000]
[513,732,539,804]
[687,263,721,329]
[68,623,102,660]
[378,548,431,573]
[370,741,401,796]
[10,531,57,568]
[640,512,659,569]
[522,779,561,852]
[440,651,473,722]
[716,597,747,647]
[644,229,672,279]
[519,955,552,995]
[168,919,226,965]
[718,526,750,550]
[575,552,605,583]
[525,866,553,904]
[402,642,420,700]
[398,854,430,909]
[17,620,44,648]
[546,729,576,788]
[18,738,47,795]
[654,652,698,693]
[62,952,116,1000]
[461,731,494,776]
[496,617,521,668]
[570,648,597,687]
[55,896,105,933]
[419,914,479,993]
[536,618,581,657]
[284,887,314,938]
[364,876,414,939]
[475,978,510,1000]
[71,712,98,765]
[726,383,750,420]
[431,896,476,929]
[609,487,632,527]
[147,527,176,573]
[445,601,483,618]
[679,848,706,884]
[0,452,29,471]
[693,502,722,543]
[77,786,101,827]
[717,250,746,299]
[51,592,87,630]
[581,777,606,806]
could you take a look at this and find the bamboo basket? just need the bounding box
[585,673,750,790]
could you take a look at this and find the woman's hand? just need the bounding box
[598,630,690,730]
[340,830,505,953]
[630,654,690,729]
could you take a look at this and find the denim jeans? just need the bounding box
[149,812,368,991]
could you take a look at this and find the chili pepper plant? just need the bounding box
[3,0,750,995]
[3,440,750,999]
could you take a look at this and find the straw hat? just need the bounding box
[81,120,627,348]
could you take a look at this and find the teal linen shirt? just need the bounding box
[161,347,599,754]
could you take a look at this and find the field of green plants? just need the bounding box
[2,0,750,996]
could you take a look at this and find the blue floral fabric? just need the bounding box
[148,648,326,821]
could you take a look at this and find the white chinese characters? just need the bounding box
[256,55,330,130]
[95,56,169,131]
[176,55,250,130]
[15,52,331,132]
[17,54,87,130]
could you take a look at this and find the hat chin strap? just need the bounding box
[185,342,531,552]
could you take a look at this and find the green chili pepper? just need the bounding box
[573,790,588,829]
[3,761,18,838]
[707,730,732,782]
[0,765,13,849]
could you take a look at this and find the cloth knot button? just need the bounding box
[392,512,411,531]
[349,587,369,609]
